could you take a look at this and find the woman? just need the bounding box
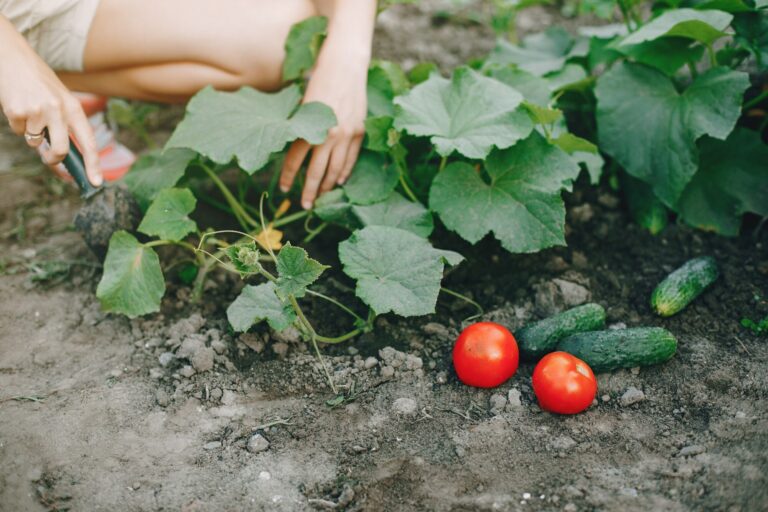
[0,0,375,209]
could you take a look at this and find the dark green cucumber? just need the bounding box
[557,327,677,373]
[516,303,606,360]
[621,173,668,235]
[651,256,719,317]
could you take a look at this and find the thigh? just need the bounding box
[81,0,316,89]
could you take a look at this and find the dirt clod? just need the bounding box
[246,434,270,454]
[620,386,646,406]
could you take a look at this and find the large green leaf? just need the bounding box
[138,188,197,241]
[733,11,768,69]
[338,226,463,316]
[393,67,533,159]
[617,37,705,75]
[487,66,552,105]
[677,128,768,235]
[275,243,328,299]
[595,62,749,206]
[620,9,733,46]
[552,133,604,185]
[227,282,297,332]
[429,132,580,253]
[283,16,327,81]
[96,231,165,318]
[342,152,399,204]
[367,60,409,117]
[121,149,194,211]
[166,85,336,174]
[488,27,576,76]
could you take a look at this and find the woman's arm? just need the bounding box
[0,15,101,185]
[279,0,377,209]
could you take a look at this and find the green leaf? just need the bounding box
[733,11,768,69]
[408,62,439,84]
[552,133,604,185]
[690,0,753,13]
[225,242,262,277]
[487,66,552,105]
[620,173,669,235]
[393,67,533,159]
[314,189,359,229]
[617,38,705,75]
[430,132,580,253]
[620,9,733,46]
[488,27,575,76]
[166,85,336,174]
[121,149,195,211]
[275,243,328,299]
[523,102,563,125]
[367,60,409,117]
[96,231,165,318]
[138,188,197,241]
[283,16,328,81]
[342,152,399,204]
[364,116,395,152]
[595,62,749,206]
[338,226,463,316]
[677,128,768,235]
[352,193,434,237]
[546,64,589,91]
[227,282,296,332]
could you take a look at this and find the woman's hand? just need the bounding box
[0,16,102,186]
[279,0,377,210]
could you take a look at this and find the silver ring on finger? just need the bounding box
[24,130,46,143]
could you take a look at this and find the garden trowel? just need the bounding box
[51,133,141,259]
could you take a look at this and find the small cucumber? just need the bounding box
[516,303,606,360]
[621,173,668,235]
[651,256,719,317]
[557,327,677,373]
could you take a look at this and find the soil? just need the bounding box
[1,3,767,512]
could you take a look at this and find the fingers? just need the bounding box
[65,98,102,186]
[320,137,351,194]
[22,110,46,149]
[339,135,363,185]
[301,145,332,210]
[38,105,68,167]
[280,139,311,193]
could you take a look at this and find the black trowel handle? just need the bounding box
[44,129,100,199]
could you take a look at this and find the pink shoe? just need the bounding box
[48,93,136,183]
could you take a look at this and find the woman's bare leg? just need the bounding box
[59,0,317,100]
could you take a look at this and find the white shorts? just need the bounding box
[0,0,101,72]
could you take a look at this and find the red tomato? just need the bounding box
[453,322,519,388]
[532,351,597,414]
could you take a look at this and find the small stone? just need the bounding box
[272,326,301,344]
[392,397,418,416]
[601,394,611,402]
[620,387,645,406]
[379,347,397,363]
[436,371,448,385]
[149,368,164,380]
[455,446,466,457]
[571,203,594,224]
[489,394,507,415]
[678,445,706,457]
[158,352,175,367]
[258,471,271,481]
[247,434,270,453]
[550,436,577,450]
[422,322,450,339]
[598,193,620,209]
[132,482,141,490]
[220,390,237,406]
[211,340,227,354]
[179,365,196,378]
[564,504,577,512]
[630,366,640,375]
[210,388,223,401]
[364,357,378,369]
[553,279,591,307]
[405,355,423,371]
[522,492,531,500]
[609,322,627,330]
[155,389,171,407]
[347,346,359,356]
[571,251,588,269]
[350,445,367,454]
[380,366,395,379]
[735,411,746,419]
[239,333,265,353]
[272,342,289,359]
[506,388,523,409]
[203,441,221,450]
[563,486,583,498]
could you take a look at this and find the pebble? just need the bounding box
[258,471,271,481]
[405,354,423,370]
[422,322,451,339]
[564,504,577,512]
[210,388,223,401]
[392,397,418,416]
[246,434,270,453]
[735,411,746,419]
[179,365,196,378]
[678,445,706,457]
[364,357,378,369]
[155,389,171,407]
[158,352,175,367]
[272,326,301,344]
[489,394,507,415]
[272,342,289,359]
[149,368,164,380]
[620,387,645,406]
[380,366,395,378]
[203,441,221,450]
[570,204,594,223]
[507,388,523,409]
[211,340,227,354]
[177,336,215,373]
[609,322,627,330]
[601,394,611,402]
[132,482,141,490]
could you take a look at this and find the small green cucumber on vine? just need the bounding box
[620,172,668,235]
[515,303,606,361]
[557,327,678,373]
[650,256,719,317]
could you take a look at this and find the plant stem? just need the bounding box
[145,239,200,254]
[201,163,259,229]
[399,174,419,202]
[617,0,633,32]
[744,90,768,110]
[272,209,310,228]
[303,222,328,244]
[315,329,364,344]
[306,290,364,322]
[438,156,448,173]
[440,287,484,322]
[706,44,717,67]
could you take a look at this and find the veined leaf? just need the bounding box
[275,243,328,299]
[620,9,733,46]
[368,60,409,117]
[121,149,194,211]
[677,128,768,235]
[393,67,533,159]
[487,66,552,105]
[166,85,336,174]
[342,152,399,204]
[430,132,581,253]
[283,16,328,81]
[138,188,197,241]
[96,231,165,318]
[595,62,749,206]
[488,27,576,76]
[338,226,463,316]
[227,282,296,332]
[617,37,705,75]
